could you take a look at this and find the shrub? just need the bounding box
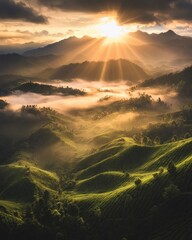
[163,184,180,199]
[154,136,160,145]
[153,173,159,180]
[167,161,177,176]
[159,167,164,175]
[89,207,101,218]
[124,172,130,178]
[135,178,142,187]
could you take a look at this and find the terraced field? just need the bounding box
[0,133,192,239]
[67,137,192,239]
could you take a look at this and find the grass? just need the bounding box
[76,171,128,193]
[0,134,192,239]
[67,137,192,220]
[0,161,59,203]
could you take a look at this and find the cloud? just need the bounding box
[38,0,192,24]
[16,29,64,37]
[0,0,47,23]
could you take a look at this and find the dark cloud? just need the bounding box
[38,0,192,24]
[0,0,47,23]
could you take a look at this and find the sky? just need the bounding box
[0,0,192,45]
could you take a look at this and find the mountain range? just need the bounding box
[0,30,191,80]
[24,30,192,69]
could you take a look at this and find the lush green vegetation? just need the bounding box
[71,93,168,120]
[0,102,192,239]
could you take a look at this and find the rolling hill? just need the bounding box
[40,59,149,82]
[0,133,192,239]
[0,107,192,240]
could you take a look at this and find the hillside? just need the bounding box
[70,137,192,239]
[138,66,192,99]
[0,54,56,76]
[0,102,191,239]
[0,133,192,239]
[13,82,86,96]
[41,59,149,82]
[0,81,192,239]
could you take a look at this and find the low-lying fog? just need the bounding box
[2,79,178,113]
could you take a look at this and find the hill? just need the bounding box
[1,134,192,239]
[41,59,149,82]
[0,106,192,239]
[138,66,192,99]
[71,137,192,239]
[13,82,86,96]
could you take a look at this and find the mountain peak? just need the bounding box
[164,30,177,35]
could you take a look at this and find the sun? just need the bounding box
[98,19,126,41]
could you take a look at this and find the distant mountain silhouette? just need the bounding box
[40,59,149,83]
[1,30,192,78]
[24,30,192,72]
[24,36,97,57]
[0,42,48,55]
[0,53,57,75]
[129,30,180,42]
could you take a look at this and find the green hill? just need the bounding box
[0,108,192,239]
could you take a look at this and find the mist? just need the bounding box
[2,79,179,113]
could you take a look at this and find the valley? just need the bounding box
[0,26,192,240]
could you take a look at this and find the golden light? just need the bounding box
[98,19,126,41]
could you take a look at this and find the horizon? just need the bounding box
[0,0,192,46]
[0,28,190,46]
[0,28,190,56]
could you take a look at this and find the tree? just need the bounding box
[124,171,130,178]
[43,190,50,206]
[171,135,178,142]
[25,206,34,223]
[159,167,164,175]
[89,207,101,219]
[153,173,159,180]
[142,136,149,145]
[154,136,160,145]
[184,132,191,139]
[167,161,177,176]
[135,178,142,187]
